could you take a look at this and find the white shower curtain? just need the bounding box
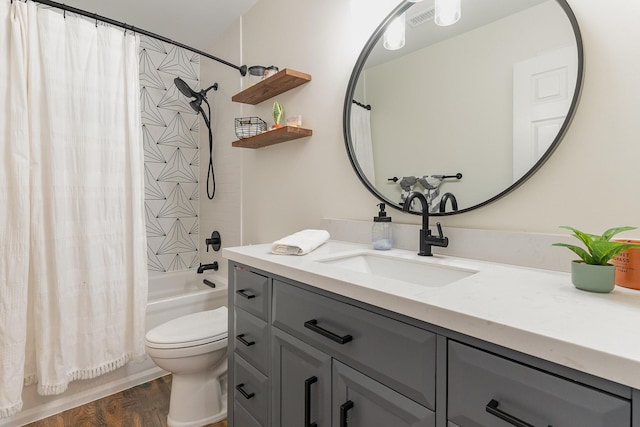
[0,0,30,419]
[1,1,148,416]
[350,104,376,183]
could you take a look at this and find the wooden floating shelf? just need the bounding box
[232,126,312,149]
[232,69,312,105]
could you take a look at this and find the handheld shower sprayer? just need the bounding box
[174,77,218,200]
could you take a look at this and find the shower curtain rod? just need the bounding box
[27,0,248,76]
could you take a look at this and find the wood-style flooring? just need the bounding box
[25,376,227,427]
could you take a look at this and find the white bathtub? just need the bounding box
[146,270,228,332]
[2,270,228,427]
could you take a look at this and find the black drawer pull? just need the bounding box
[340,400,354,427]
[304,319,353,344]
[236,334,255,347]
[236,289,256,299]
[305,376,318,427]
[486,399,536,427]
[235,383,255,400]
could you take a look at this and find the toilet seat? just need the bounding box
[145,306,228,350]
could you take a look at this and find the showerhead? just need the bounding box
[174,77,198,98]
[173,77,218,113]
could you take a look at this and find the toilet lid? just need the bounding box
[145,306,228,348]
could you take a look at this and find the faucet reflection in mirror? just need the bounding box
[402,192,449,256]
[389,173,461,213]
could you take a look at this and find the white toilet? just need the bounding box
[145,306,228,427]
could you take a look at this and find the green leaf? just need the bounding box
[601,226,637,242]
[592,241,640,265]
[559,226,595,253]
[552,243,593,263]
[590,241,621,265]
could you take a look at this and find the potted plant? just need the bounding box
[272,100,284,129]
[553,226,640,293]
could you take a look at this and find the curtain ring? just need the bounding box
[94,13,98,28]
[63,5,66,19]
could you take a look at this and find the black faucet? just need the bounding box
[197,262,219,274]
[402,192,449,256]
[439,192,458,213]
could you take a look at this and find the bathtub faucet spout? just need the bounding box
[197,262,219,274]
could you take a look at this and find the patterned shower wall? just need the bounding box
[139,36,201,273]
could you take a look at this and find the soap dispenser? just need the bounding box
[372,203,392,250]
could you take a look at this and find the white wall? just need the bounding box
[209,0,640,246]
[198,21,244,279]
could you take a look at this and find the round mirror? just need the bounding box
[343,0,583,215]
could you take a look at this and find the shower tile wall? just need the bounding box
[139,36,201,273]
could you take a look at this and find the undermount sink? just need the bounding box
[317,252,478,288]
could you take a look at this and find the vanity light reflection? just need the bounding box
[435,0,461,26]
[383,13,406,50]
[383,0,461,51]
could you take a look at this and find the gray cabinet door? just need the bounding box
[272,328,331,427]
[332,360,435,427]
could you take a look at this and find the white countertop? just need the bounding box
[223,240,640,390]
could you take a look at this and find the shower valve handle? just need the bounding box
[206,231,221,252]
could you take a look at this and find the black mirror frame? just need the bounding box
[343,0,584,216]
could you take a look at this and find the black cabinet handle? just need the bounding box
[236,289,256,299]
[236,334,255,347]
[486,399,536,427]
[340,400,354,427]
[305,376,318,427]
[304,319,353,344]
[235,383,255,400]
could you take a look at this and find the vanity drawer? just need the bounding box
[234,354,269,426]
[233,265,269,321]
[447,341,631,427]
[234,401,263,427]
[272,280,437,409]
[234,307,269,375]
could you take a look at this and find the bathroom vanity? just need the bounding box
[224,241,640,427]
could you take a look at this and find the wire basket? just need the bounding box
[235,117,267,139]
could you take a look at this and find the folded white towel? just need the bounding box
[271,229,330,255]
